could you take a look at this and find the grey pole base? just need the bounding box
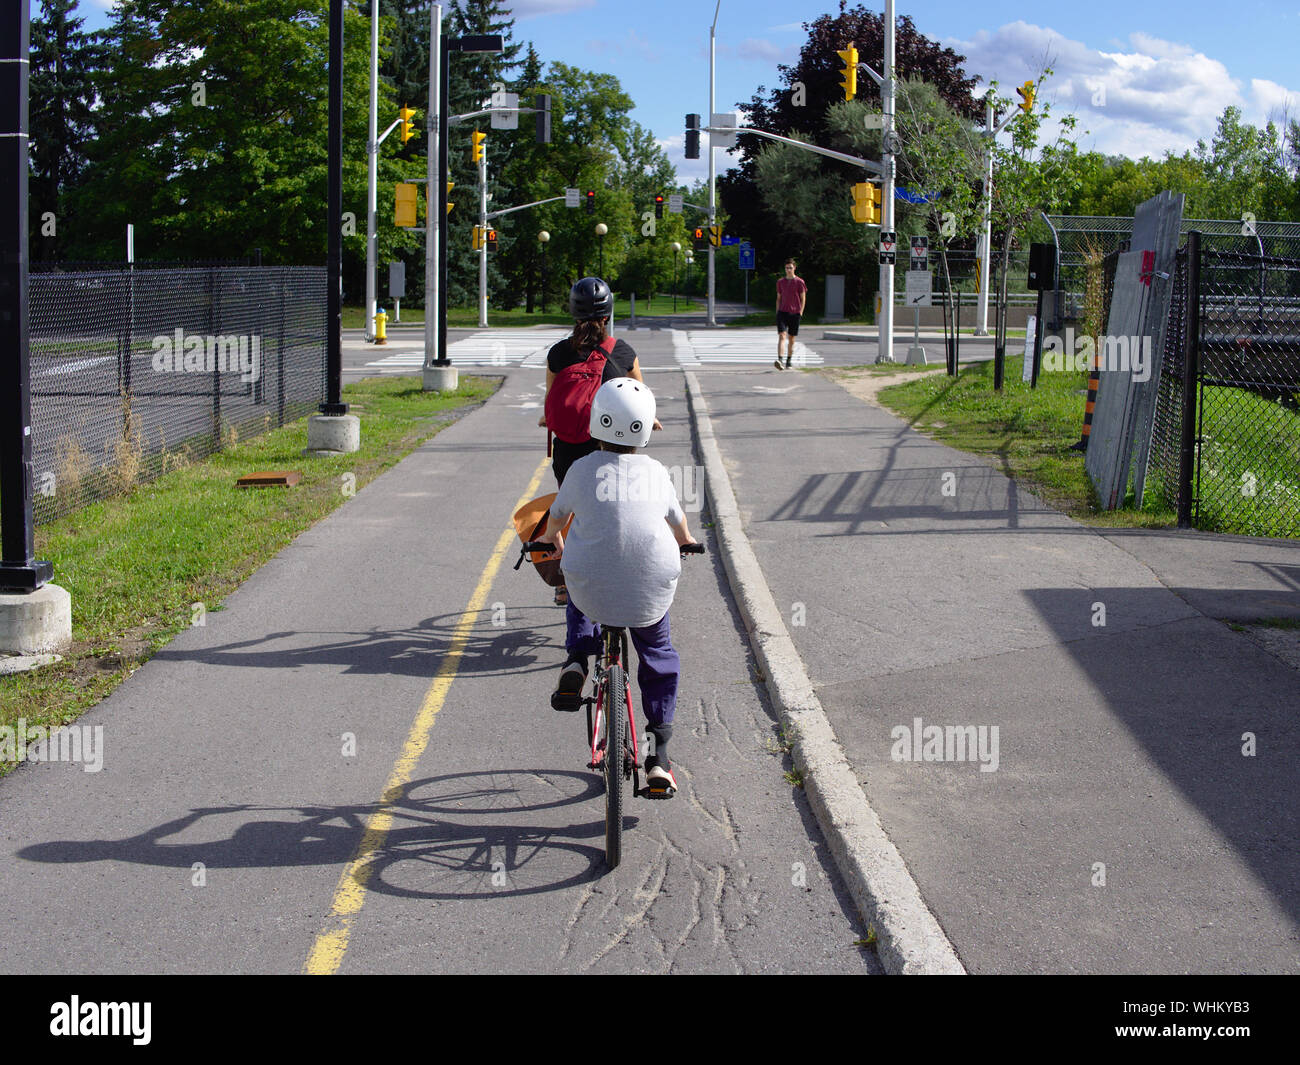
[905,344,928,364]
[304,413,361,455]
[0,583,72,655]
[422,364,459,392]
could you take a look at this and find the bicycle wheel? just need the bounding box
[602,664,627,869]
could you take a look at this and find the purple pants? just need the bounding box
[565,601,679,727]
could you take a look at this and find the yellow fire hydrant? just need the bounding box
[374,309,388,345]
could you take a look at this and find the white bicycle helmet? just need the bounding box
[589,378,655,448]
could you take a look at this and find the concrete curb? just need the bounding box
[683,370,966,976]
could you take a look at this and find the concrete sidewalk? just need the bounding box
[688,366,1299,974]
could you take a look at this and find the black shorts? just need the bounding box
[776,311,801,336]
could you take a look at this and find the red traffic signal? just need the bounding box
[654,194,665,219]
[692,226,707,251]
[585,190,595,214]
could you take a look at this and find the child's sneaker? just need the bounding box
[551,659,586,712]
[644,755,677,798]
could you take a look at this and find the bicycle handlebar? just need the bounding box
[522,540,706,557]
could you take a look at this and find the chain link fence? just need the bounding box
[28,265,327,524]
[1143,233,1300,538]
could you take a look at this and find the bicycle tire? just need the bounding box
[603,664,627,869]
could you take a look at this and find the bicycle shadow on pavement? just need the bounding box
[149,609,566,680]
[17,771,629,897]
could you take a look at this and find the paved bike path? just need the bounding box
[0,349,875,974]
[689,364,1300,974]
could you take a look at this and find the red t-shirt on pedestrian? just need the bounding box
[777,276,806,315]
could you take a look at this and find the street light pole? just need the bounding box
[595,223,607,277]
[365,0,379,343]
[976,92,995,336]
[877,0,896,364]
[671,242,681,312]
[706,0,720,327]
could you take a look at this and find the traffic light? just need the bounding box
[851,182,881,224]
[535,93,552,144]
[399,105,418,144]
[1016,80,1035,113]
[708,224,722,248]
[654,194,665,219]
[472,225,482,250]
[471,130,487,164]
[395,182,418,227]
[692,226,707,252]
[837,44,858,101]
[685,113,700,160]
[585,190,595,214]
[446,181,455,215]
[486,229,498,252]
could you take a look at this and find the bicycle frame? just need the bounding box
[587,626,641,783]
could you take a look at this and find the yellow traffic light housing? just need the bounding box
[472,225,482,250]
[395,182,418,227]
[446,181,455,214]
[852,182,881,224]
[708,225,722,248]
[1016,80,1035,113]
[837,44,858,101]
[399,105,418,144]
[471,130,486,164]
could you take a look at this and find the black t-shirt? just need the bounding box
[546,336,638,381]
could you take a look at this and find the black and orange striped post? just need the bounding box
[1071,361,1101,451]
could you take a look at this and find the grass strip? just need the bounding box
[1,375,498,776]
[870,355,1177,528]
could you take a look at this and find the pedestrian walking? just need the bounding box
[774,258,807,370]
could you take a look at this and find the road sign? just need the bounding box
[905,269,932,306]
[880,230,897,258]
[565,188,580,208]
[738,243,755,270]
[879,252,896,265]
[388,261,405,299]
[668,194,683,214]
[490,90,519,130]
[710,112,739,150]
[721,235,739,246]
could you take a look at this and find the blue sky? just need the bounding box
[61,0,1300,183]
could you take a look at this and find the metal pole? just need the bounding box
[976,94,994,336]
[321,0,347,415]
[424,4,441,370]
[478,142,487,327]
[438,32,450,365]
[877,0,895,363]
[706,0,719,327]
[365,0,378,343]
[1177,231,1201,528]
[0,0,53,591]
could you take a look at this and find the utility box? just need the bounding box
[389,261,406,300]
[824,275,845,322]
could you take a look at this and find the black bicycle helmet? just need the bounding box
[569,276,613,320]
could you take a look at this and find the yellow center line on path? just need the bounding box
[304,457,551,975]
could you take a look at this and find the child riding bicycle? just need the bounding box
[540,379,697,797]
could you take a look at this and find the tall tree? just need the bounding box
[28,0,108,260]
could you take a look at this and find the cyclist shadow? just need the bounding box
[17,770,635,897]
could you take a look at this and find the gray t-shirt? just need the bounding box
[550,451,685,628]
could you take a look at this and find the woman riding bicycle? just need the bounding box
[540,379,697,797]
[539,277,659,605]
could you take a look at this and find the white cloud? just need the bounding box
[734,37,795,65]
[86,0,119,9]
[943,21,1300,159]
[582,29,660,63]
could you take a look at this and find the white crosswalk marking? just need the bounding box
[673,329,822,366]
[363,329,568,372]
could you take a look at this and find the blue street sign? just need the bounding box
[895,186,939,204]
[721,235,740,246]
[738,243,755,270]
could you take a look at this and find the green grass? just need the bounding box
[873,355,1177,527]
[1190,387,1300,538]
[348,295,705,330]
[1,375,498,777]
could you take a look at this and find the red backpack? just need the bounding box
[544,336,617,444]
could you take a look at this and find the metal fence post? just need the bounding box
[277,271,287,427]
[1176,230,1200,528]
[209,266,221,446]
